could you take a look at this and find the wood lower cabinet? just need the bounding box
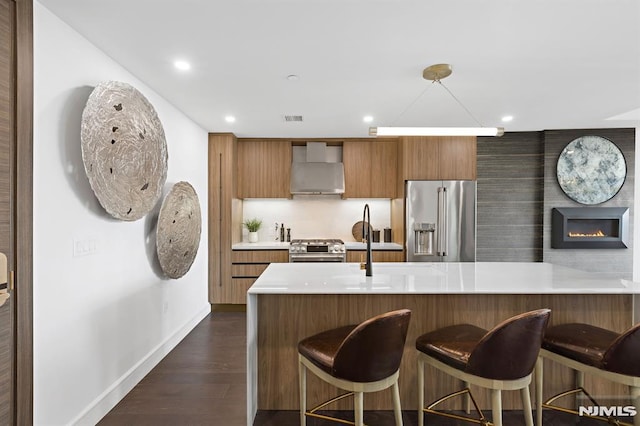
[230,250,288,303]
[346,250,404,263]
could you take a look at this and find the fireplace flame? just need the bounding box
[568,230,606,238]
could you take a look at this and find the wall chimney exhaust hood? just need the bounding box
[290,142,345,195]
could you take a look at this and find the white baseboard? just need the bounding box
[69,305,210,426]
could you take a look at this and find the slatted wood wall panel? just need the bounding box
[542,128,635,279]
[15,0,33,422]
[0,1,12,421]
[477,132,544,261]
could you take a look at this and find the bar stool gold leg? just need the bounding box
[392,381,403,426]
[521,384,534,426]
[418,358,424,426]
[299,361,306,426]
[631,386,640,426]
[355,391,364,426]
[575,370,585,410]
[535,357,543,426]
[463,381,471,414]
[491,389,503,426]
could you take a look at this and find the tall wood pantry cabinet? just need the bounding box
[208,133,243,304]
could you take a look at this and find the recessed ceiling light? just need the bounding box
[174,60,191,71]
[287,74,300,81]
[363,116,374,123]
[501,115,514,122]
[224,115,236,123]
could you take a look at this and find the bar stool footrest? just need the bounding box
[305,392,368,426]
[542,387,633,426]
[423,388,492,425]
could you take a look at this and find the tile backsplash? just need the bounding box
[242,198,391,242]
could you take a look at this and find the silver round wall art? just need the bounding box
[556,135,626,205]
[81,81,168,221]
[156,182,202,279]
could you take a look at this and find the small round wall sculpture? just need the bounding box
[81,81,168,221]
[156,182,202,279]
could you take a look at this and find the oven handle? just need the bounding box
[289,254,346,262]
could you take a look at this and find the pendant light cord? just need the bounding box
[390,81,435,126]
[390,79,486,128]
[437,80,485,127]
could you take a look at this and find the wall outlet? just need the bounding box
[73,238,97,257]
[163,301,169,314]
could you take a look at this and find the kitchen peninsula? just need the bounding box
[246,262,640,425]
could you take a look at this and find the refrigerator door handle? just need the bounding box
[437,187,444,256]
[441,187,448,257]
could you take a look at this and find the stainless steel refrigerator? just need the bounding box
[405,180,476,262]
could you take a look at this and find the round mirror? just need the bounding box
[556,135,626,205]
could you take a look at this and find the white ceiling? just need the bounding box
[39,0,640,138]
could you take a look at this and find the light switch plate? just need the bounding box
[73,238,98,257]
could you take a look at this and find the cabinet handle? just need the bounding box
[219,153,223,287]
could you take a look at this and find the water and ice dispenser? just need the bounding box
[414,222,435,255]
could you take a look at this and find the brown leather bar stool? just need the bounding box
[416,309,551,426]
[298,309,411,426]
[536,322,640,426]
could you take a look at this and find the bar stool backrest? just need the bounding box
[466,309,551,380]
[602,322,640,377]
[333,309,411,383]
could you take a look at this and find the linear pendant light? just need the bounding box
[369,64,504,138]
[370,126,504,137]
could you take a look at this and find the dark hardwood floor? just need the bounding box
[99,312,247,426]
[99,312,608,425]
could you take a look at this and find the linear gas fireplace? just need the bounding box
[551,207,629,249]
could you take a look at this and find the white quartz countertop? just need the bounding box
[248,262,640,295]
[232,242,403,250]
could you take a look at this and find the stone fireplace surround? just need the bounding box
[543,128,635,280]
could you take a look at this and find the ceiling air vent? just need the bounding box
[284,115,303,122]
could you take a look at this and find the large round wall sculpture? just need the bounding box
[156,182,202,279]
[556,135,626,205]
[81,81,168,221]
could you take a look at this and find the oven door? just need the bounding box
[289,253,346,263]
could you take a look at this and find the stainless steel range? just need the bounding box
[289,239,346,262]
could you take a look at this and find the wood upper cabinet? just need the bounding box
[370,139,398,198]
[237,139,292,198]
[343,139,397,198]
[438,137,477,180]
[343,140,371,198]
[399,136,476,181]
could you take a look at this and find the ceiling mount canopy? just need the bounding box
[369,63,504,138]
[422,63,452,81]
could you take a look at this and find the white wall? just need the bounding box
[33,3,209,425]
[242,199,392,242]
